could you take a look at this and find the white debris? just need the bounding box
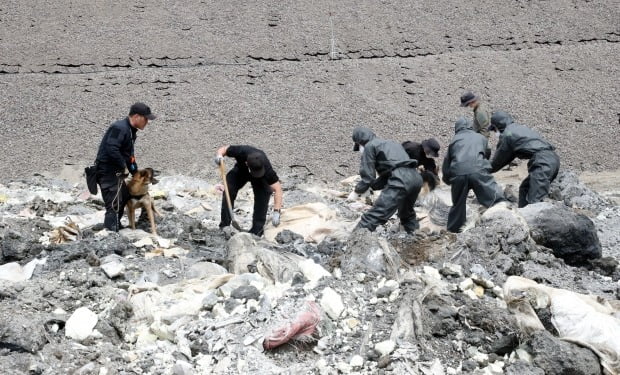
[0,257,46,282]
[375,340,396,356]
[320,287,345,320]
[65,307,98,341]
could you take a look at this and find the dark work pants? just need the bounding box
[447,171,505,233]
[519,150,560,208]
[219,166,272,236]
[356,171,423,233]
[98,173,129,232]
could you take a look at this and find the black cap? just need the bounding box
[421,138,440,157]
[129,102,156,120]
[246,152,266,178]
[460,91,478,107]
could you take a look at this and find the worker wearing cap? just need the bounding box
[402,138,441,175]
[460,91,491,139]
[94,102,156,231]
[348,127,422,233]
[214,145,283,236]
[442,117,506,232]
[488,111,560,207]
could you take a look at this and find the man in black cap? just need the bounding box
[349,127,422,233]
[442,117,506,232]
[401,138,440,175]
[94,102,156,231]
[488,111,560,207]
[214,145,282,236]
[460,91,491,139]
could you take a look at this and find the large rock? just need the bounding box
[519,202,602,265]
[525,331,602,375]
[0,314,47,353]
[550,170,609,212]
[340,229,401,278]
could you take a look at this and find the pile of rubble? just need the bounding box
[0,168,619,375]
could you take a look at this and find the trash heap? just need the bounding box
[0,168,619,375]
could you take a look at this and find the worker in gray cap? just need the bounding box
[460,91,491,139]
[442,117,506,232]
[348,127,422,233]
[488,111,560,207]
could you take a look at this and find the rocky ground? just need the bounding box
[0,164,619,375]
[1,1,619,374]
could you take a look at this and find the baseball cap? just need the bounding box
[460,91,478,107]
[129,102,156,120]
[421,138,440,157]
[247,152,266,178]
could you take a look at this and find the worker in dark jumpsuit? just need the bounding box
[442,117,506,233]
[488,111,560,208]
[349,127,423,233]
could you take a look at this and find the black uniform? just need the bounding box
[402,141,438,175]
[442,117,505,233]
[95,118,136,231]
[489,111,560,208]
[219,145,279,236]
[352,128,422,233]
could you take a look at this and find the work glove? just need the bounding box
[271,210,281,227]
[346,191,359,202]
[128,162,138,175]
[214,155,224,167]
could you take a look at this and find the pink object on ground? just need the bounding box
[263,301,322,350]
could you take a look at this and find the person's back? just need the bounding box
[488,110,559,207]
[444,117,491,180]
[490,111,555,172]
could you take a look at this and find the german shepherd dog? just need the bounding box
[126,168,161,235]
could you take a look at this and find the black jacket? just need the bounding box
[402,141,437,174]
[442,117,492,185]
[95,118,136,174]
[490,112,555,173]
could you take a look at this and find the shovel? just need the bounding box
[218,161,244,231]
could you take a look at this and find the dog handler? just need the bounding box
[442,117,506,232]
[214,145,283,236]
[94,102,156,231]
[349,127,422,234]
[488,111,560,208]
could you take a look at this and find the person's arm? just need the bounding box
[490,136,514,173]
[270,181,283,211]
[354,146,376,194]
[441,146,452,185]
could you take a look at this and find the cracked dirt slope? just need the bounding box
[0,0,618,182]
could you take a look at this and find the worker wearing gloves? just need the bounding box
[214,145,282,236]
[442,117,506,233]
[349,127,422,233]
[488,111,560,208]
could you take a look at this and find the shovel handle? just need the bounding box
[218,162,235,217]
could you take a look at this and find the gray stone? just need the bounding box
[526,331,602,375]
[505,361,545,375]
[520,202,602,265]
[230,285,260,301]
[275,229,304,244]
[0,314,47,353]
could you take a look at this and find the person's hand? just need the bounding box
[128,162,138,174]
[346,191,359,202]
[271,210,281,226]
[213,155,224,167]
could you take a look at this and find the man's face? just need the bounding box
[129,114,149,130]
